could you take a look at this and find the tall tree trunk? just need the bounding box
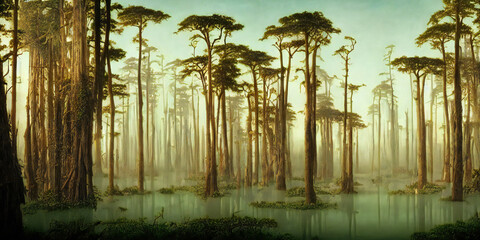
[262,75,268,186]
[246,97,253,187]
[311,47,318,180]
[10,0,18,161]
[416,75,427,189]
[47,41,55,189]
[137,24,145,192]
[0,59,25,236]
[228,98,234,177]
[253,71,260,185]
[406,112,409,171]
[378,95,381,177]
[465,76,472,183]
[192,86,198,174]
[429,76,434,182]
[441,41,451,182]
[451,7,464,201]
[39,58,47,191]
[105,0,114,190]
[222,90,230,179]
[236,108,242,187]
[304,34,316,204]
[94,0,103,175]
[205,42,218,196]
[54,0,66,197]
[68,0,92,202]
[276,42,286,190]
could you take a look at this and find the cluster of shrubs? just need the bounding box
[24,216,293,240]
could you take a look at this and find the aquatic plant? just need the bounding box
[158,187,175,194]
[250,200,336,210]
[24,216,293,240]
[286,186,332,197]
[411,214,480,240]
[389,181,445,195]
[22,189,100,215]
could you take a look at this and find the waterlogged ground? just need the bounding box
[23,173,480,240]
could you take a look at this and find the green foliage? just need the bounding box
[286,186,331,197]
[411,214,480,240]
[25,219,100,240]
[416,23,457,48]
[23,189,100,215]
[177,14,241,38]
[25,216,292,240]
[465,169,480,193]
[278,11,340,40]
[158,187,175,194]
[389,182,445,195]
[391,56,444,77]
[158,178,237,199]
[250,200,336,210]
[105,185,123,196]
[104,186,151,196]
[118,6,170,28]
[239,48,275,70]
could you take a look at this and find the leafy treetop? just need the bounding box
[118,6,170,29]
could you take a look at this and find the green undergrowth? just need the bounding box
[411,214,480,240]
[22,189,101,215]
[286,186,332,197]
[157,180,237,199]
[24,215,293,240]
[105,186,152,196]
[158,187,175,194]
[465,169,480,194]
[389,182,445,195]
[250,200,336,210]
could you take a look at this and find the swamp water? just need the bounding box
[23,174,480,240]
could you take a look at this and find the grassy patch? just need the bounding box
[158,187,175,194]
[389,182,445,195]
[250,200,336,210]
[22,189,100,215]
[158,180,236,199]
[105,186,152,196]
[24,216,293,240]
[286,186,332,197]
[411,214,480,240]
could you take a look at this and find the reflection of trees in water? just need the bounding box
[417,195,425,232]
[341,194,356,239]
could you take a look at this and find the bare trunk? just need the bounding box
[304,34,316,204]
[261,74,268,186]
[406,112,409,171]
[0,58,25,235]
[246,97,253,187]
[105,0,114,190]
[416,75,427,189]
[137,24,145,192]
[441,43,451,182]
[451,9,463,201]
[276,43,286,190]
[253,71,260,185]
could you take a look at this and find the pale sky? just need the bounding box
[5,0,449,163]
[109,0,445,140]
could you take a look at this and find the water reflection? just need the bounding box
[23,176,480,240]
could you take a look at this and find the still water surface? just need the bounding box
[23,174,480,240]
